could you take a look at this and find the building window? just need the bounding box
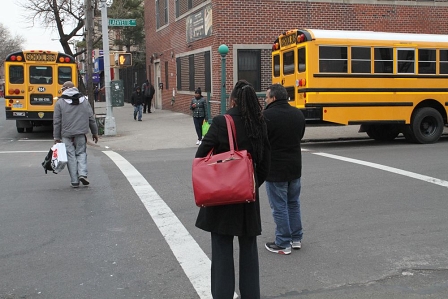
[176,50,211,92]
[397,48,415,74]
[351,47,371,73]
[156,0,168,28]
[439,50,448,74]
[165,61,169,90]
[319,46,347,73]
[237,49,261,91]
[374,48,393,73]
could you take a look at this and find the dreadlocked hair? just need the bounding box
[230,80,266,161]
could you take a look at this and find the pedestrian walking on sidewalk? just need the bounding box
[131,86,144,121]
[263,83,306,255]
[190,87,207,145]
[142,79,155,113]
[195,80,271,298]
[53,81,99,188]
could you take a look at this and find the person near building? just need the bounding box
[190,87,208,145]
[93,85,99,102]
[131,86,144,121]
[263,83,306,255]
[53,81,99,188]
[142,79,155,113]
[195,80,271,298]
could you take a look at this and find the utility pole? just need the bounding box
[100,0,116,135]
[84,0,95,112]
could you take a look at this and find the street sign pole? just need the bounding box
[101,0,116,135]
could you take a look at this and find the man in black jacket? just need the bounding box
[263,84,306,255]
[131,86,144,121]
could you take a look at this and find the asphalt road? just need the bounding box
[1,99,448,298]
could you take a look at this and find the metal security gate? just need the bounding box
[119,65,146,103]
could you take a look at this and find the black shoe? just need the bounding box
[265,242,291,255]
[138,119,142,121]
[79,176,90,186]
[148,111,152,113]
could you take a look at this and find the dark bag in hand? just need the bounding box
[42,148,56,174]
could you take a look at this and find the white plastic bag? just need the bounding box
[51,143,68,173]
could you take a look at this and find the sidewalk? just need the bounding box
[91,102,403,151]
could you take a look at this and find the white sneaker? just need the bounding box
[199,141,202,145]
[196,140,200,145]
[291,240,302,250]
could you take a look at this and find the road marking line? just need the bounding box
[0,151,48,153]
[104,151,236,299]
[314,152,448,188]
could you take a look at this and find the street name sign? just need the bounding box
[108,19,136,26]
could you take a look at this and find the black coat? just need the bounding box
[263,99,306,181]
[195,107,271,236]
[131,91,144,105]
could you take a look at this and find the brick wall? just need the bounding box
[145,0,448,115]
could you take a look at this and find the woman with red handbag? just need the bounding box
[195,80,271,299]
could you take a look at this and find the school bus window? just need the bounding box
[58,66,73,84]
[283,50,295,75]
[298,47,306,73]
[9,66,24,84]
[351,47,371,73]
[30,66,52,84]
[374,48,393,73]
[418,49,436,74]
[440,50,448,74]
[397,49,415,74]
[319,46,347,73]
[273,55,280,77]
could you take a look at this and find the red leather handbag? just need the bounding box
[192,114,256,207]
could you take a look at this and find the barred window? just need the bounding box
[156,0,168,28]
[237,49,261,91]
[176,51,211,92]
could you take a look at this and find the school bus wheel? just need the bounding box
[410,107,444,144]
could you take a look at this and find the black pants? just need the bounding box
[193,117,204,140]
[143,97,153,112]
[211,232,260,299]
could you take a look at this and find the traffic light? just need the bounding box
[118,53,132,66]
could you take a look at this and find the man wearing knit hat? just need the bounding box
[53,81,99,188]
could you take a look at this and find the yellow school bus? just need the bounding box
[271,29,448,143]
[4,50,77,132]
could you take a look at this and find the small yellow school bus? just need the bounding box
[271,29,448,143]
[4,50,77,132]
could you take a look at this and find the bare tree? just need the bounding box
[20,0,86,57]
[0,23,25,68]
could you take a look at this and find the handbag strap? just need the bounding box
[224,114,238,153]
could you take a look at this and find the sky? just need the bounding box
[1,1,65,52]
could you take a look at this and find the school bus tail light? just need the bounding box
[298,79,306,86]
[8,88,20,95]
[10,55,23,61]
[272,43,279,51]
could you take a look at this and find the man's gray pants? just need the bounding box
[62,135,88,184]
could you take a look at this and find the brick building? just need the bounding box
[144,0,448,117]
